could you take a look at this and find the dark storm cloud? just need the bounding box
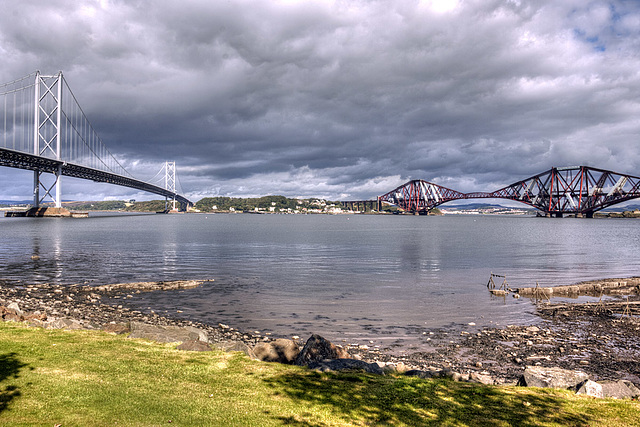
[1,0,640,201]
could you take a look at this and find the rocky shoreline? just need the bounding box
[1,278,639,390]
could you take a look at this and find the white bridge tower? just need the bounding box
[164,161,176,211]
[33,71,63,208]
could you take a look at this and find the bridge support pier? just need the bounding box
[33,171,39,207]
[340,200,378,212]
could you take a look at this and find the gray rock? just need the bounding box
[469,372,494,385]
[176,340,212,352]
[405,368,470,381]
[27,318,47,328]
[625,381,640,397]
[307,359,384,375]
[46,318,85,330]
[434,369,456,380]
[7,302,22,315]
[379,363,397,375]
[128,321,209,343]
[405,369,436,379]
[517,366,589,390]
[253,339,300,364]
[1,306,23,322]
[450,371,465,382]
[212,340,257,359]
[295,334,350,366]
[576,380,603,398]
[600,380,640,399]
[393,362,410,373]
[102,322,131,335]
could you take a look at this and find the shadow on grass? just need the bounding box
[0,352,27,413]
[265,371,592,426]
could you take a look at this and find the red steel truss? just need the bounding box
[378,180,466,213]
[377,166,640,217]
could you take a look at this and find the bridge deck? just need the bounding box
[0,147,192,207]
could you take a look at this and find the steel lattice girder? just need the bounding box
[377,166,640,215]
[487,166,640,214]
[379,180,466,212]
[0,147,192,208]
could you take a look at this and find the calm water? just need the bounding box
[1,213,639,350]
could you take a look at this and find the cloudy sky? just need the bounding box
[0,0,639,202]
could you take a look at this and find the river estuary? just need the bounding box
[1,212,639,350]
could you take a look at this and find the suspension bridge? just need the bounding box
[342,166,640,217]
[0,71,192,215]
[3,73,638,218]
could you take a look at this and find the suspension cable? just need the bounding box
[61,76,133,177]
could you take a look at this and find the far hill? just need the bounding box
[61,200,169,212]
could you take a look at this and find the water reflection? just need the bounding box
[28,220,64,282]
[50,219,63,281]
[1,214,639,349]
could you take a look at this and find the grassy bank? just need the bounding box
[0,323,638,426]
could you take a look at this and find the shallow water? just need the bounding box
[1,213,639,350]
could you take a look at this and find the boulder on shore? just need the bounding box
[177,340,212,352]
[599,380,640,399]
[576,380,603,398]
[7,302,23,315]
[102,322,131,335]
[212,340,257,360]
[0,305,24,322]
[253,339,300,363]
[46,318,86,330]
[517,366,589,390]
[294,334,350,366]
[128,321,209,344]
[307,358,383,375]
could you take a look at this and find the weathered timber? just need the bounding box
[517,278,640,298]
[537,300,640,317]
[83,280,208,293]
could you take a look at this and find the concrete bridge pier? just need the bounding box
[340,200,378,212]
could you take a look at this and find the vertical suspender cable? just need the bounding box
[3,95,6,148]
[20,85,24,152]
[22,85,24,153]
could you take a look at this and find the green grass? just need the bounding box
[0,322,638,426]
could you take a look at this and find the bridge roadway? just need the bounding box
[0,147,192,208]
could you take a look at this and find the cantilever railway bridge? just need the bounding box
[0,71,192,211]
[344,166,640,218]
[3,73,637,217]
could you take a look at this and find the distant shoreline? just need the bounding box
[3,205,640,218]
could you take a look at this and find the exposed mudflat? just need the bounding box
[1,279,639,385]
[351,295,640,384]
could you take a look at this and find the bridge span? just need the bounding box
[345,166,640,217]
[0,71,192,212]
